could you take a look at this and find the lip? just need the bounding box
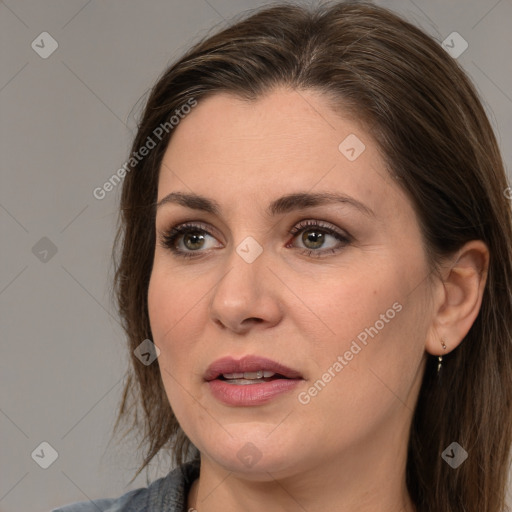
[204,355,304,406]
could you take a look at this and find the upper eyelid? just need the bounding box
[167,221,222,240]
[290,219,346,234]
[160,218,344,233]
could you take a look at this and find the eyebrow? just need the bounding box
[156,191,375,218]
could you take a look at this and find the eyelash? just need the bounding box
[158,219,352,260]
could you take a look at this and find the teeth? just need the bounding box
[222,372,244,379]
[244,371,264,379]
[222,370,276,380]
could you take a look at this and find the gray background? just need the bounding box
[0,0,511,510]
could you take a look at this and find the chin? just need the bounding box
[198,429,306,478]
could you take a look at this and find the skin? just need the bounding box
[147,88,489,512]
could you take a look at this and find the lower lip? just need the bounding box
[207,378,302,406]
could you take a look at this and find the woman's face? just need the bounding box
[148,88,435,478]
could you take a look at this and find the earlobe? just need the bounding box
[425,240,489,357]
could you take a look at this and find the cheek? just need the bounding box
[147,262,206,373]
[303,256,429,404]
[147,264,207,428]
[296,299,426,456]
[306,261,407,359]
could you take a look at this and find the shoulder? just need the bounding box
[52,460,200,512]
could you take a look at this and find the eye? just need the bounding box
[158,219,352,259]
[287,219,351,258]
[158,222,221,259]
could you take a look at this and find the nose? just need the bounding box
[208,244,283,335]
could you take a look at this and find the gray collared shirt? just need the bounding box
[52,461,200,512]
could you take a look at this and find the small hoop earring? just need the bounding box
[437,338,448,374]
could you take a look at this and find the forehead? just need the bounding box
[157,88,409,224]
[162,89,365,170]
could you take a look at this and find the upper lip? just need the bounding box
[204,355,303,381]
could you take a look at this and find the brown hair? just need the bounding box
[111,1,512,510]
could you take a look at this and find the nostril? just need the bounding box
[245,317,263,324]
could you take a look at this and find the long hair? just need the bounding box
[111,2,512,510]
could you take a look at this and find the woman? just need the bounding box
[54,1,512,511]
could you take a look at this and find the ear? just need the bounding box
[425,240,490,356]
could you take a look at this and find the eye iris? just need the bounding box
[302,229,324,249]
[184,231,205,250]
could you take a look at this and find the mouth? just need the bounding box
[216,371,290,385]
[204,355,304,406]
[204,355,303,383]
